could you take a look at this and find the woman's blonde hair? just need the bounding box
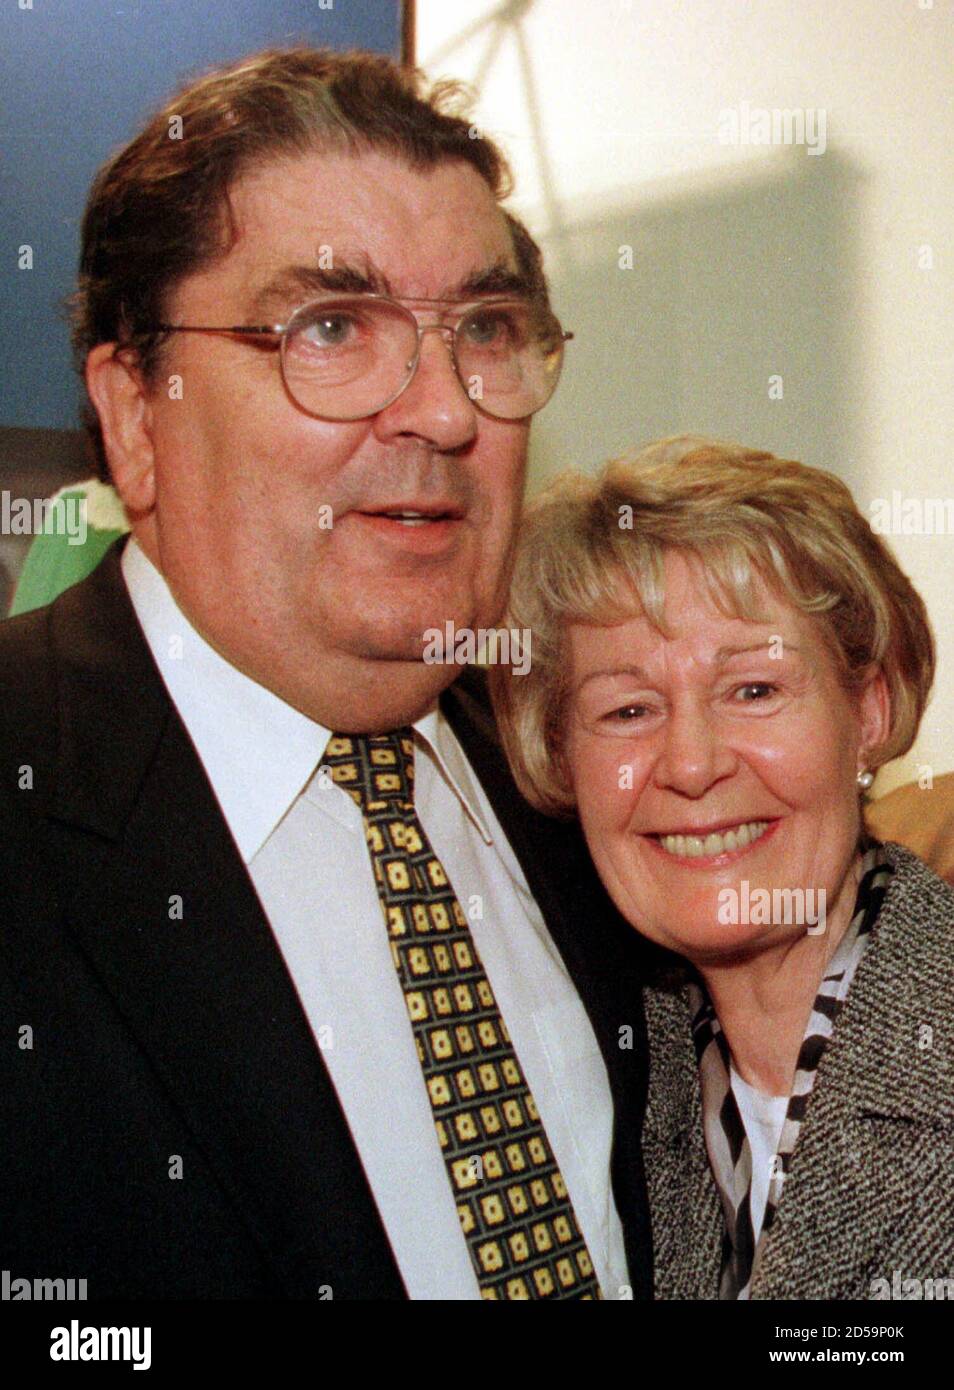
[489,437,936,816]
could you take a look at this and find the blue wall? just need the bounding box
[0,0,401,429]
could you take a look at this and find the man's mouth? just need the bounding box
[356,502,464,525]
[649,819,775,859]
[347,503,466,555]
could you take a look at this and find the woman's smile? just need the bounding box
[644,816,779,866]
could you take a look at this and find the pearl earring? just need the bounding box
[857,769,874,791]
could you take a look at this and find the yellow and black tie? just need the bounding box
[323,728,602,1300]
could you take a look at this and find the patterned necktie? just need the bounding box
[322,728,603,1300]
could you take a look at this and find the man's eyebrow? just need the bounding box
[248,262,390,318]
[453,261,533,299]
[248,257,532,320]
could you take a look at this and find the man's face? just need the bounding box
[134,149,531,725]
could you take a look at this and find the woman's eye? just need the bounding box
[733,682,779,702]
[604,703,652,724]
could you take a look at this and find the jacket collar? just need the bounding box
[40,539,407,1297]
[807,841,954,1125]
[643,842,954,1299]
[46,536,171,840]
[753,843,954,1298]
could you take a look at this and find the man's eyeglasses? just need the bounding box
[149,294,574,422]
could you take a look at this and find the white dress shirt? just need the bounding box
[121,538,629,1300]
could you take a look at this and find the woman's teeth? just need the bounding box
[657,820,771,858]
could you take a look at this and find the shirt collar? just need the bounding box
[121,538,493,860]
[415,708,494,847]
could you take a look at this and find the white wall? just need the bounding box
[420,0,954,794]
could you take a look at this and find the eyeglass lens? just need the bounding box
[279,297,565,421]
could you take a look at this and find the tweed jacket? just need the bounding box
[641,842,954,1300]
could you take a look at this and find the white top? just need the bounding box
[730,1065,789,1244]
[121,538,629,1300]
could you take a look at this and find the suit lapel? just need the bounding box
[45,545,406,1298]
[640,847,954,1301]
[753,852,954,1300]
[641,981,723,1298]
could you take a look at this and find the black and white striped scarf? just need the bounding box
[688,841,893,1300]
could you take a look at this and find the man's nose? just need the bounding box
[372,324,478,451]
[651,700,736,799]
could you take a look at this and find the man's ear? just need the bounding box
[85,343,157,514]
[857,666,892,769]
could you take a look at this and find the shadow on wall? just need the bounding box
[529,149,865,493]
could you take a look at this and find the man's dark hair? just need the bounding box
[71,46,549,480]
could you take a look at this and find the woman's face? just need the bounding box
[563,551,889,962]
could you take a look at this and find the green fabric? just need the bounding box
[8,489,125,617]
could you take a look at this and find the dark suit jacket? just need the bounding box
[0,541,652,1300]
[641,842,954,1299]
